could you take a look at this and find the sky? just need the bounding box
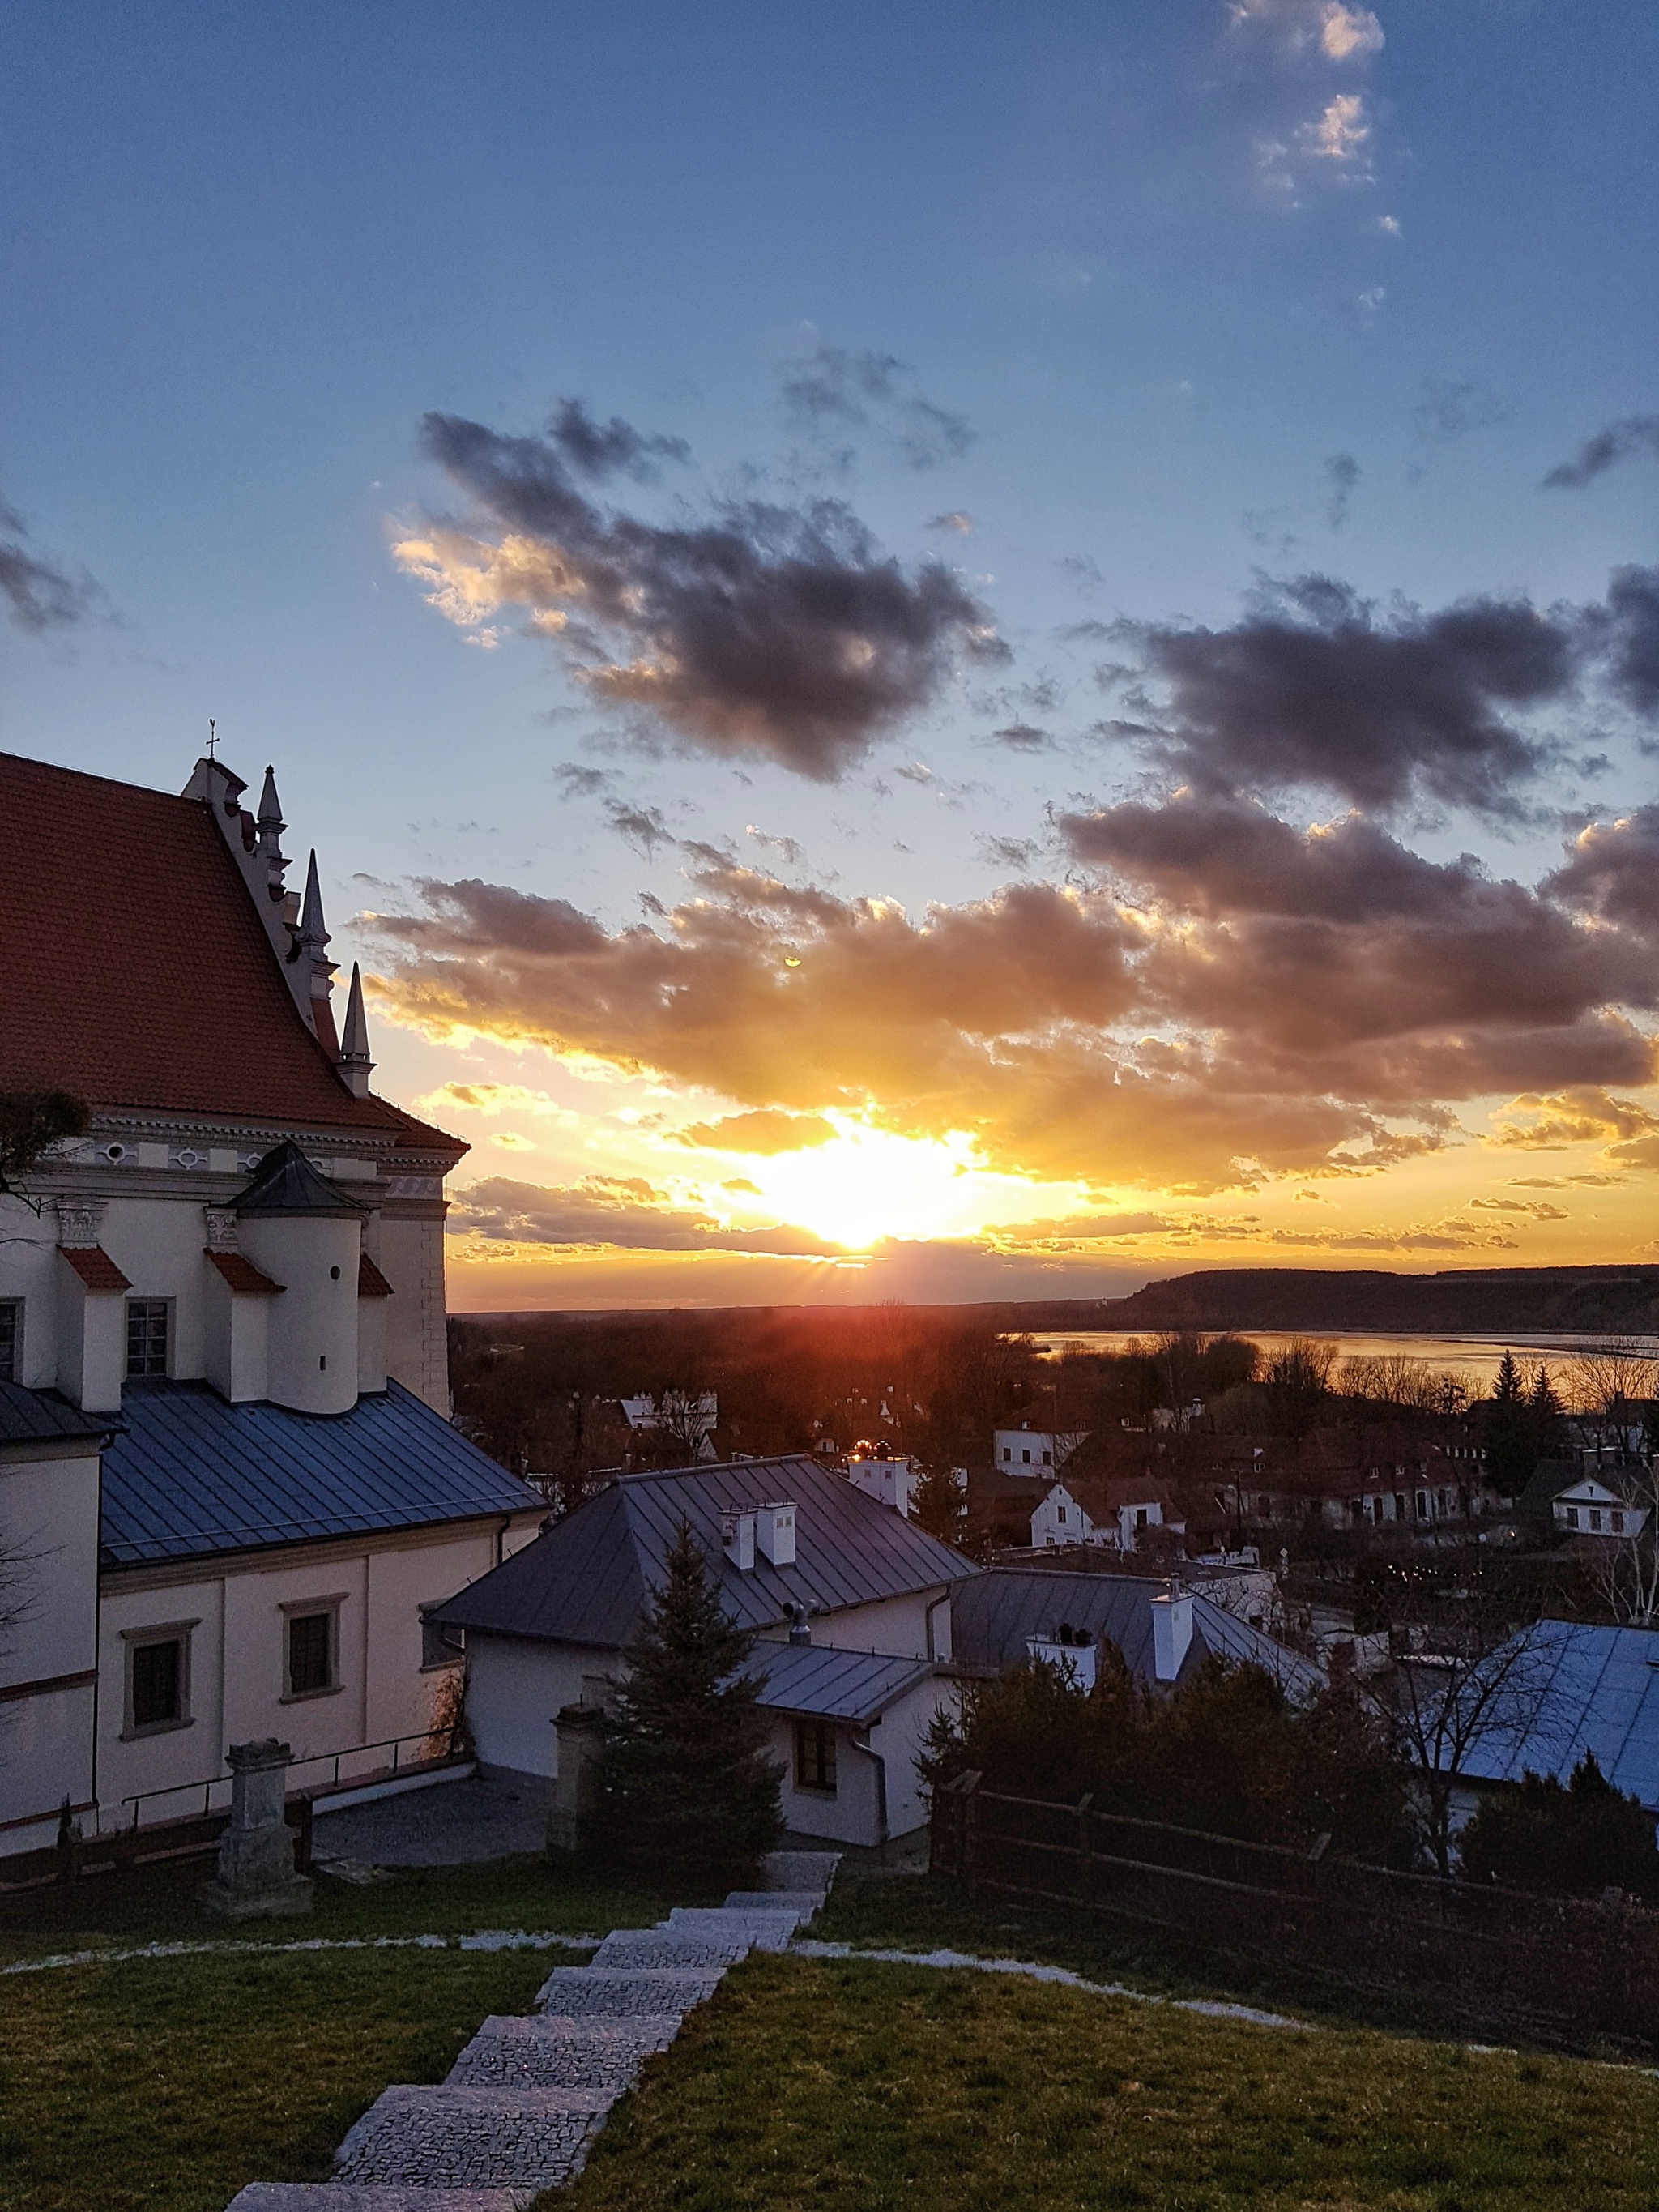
[3,0,1657,1311]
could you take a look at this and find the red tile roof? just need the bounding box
[0,754,463,1156]
[58,1245,132,1291]
[357,1253,394,1298]
[205,1249,284,1295]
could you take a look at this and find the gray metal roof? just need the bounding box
[953,1568,1324,1698]
[0,1379,120,1447]
[236,1138,366,1218]
[435,1454,973,1648]
[1452,1618,1659,1811]
[100,1379,540,1565]
[751,1642,935,1723]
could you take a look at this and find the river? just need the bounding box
[1027,1330,1659,1386]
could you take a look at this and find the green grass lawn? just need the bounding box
[0,1850,702,1964]
[0,1943,552,2212]
[567,1951,1659,2212]
[7,1855,1655,2212]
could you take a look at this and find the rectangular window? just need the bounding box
[1002,1446,1011,1462]
[1612,1511,1626,1535]
[1056,1505,1067,1524]
[126,1300,169,1377]
[1042,1450,1052,1466]
[285,1608,337,1698]
[1565,1506,1580,1528]
[420,1608,463,1668]
[1590,1508,1604,1533]
[0,1299,19,1382]
[795,1719,837,1794]
[122,1621,195,1737]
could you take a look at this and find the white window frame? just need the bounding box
[121,1619,198,1739]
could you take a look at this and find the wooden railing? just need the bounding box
[932,1773,1659,2052]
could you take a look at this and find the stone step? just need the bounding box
[448,2013,682,2091]
[722,1889,826,1919]
[667,1905,799,1950]
[227,2190,524,2212]
[332,2084,609,2192]
[760,1849,842,1892]
[593,1926,753,1971]
[534,1965,725,2016]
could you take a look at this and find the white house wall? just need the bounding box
[0,1443,102,1849]
[96,1517,539,1835]
[464,1637,616,1779]
[809,1587,951,1662]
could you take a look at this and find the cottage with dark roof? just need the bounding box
[435,1454,970,1851]
[0,749,543,1858]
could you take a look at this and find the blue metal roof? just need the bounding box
[100,1379,540,1565]
[751,1642,935,1723]
[953,1568,1324,1700]
[0,1379,120,1447]
[1452,1619,1659,1812]
[435,1454,974,1648]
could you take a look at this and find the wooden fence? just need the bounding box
[931,1773,1659,2051]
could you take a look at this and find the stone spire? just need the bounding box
[338,962,375,1097]
[290,849,339,1057]
[255,767,292,915]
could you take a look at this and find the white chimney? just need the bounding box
[722,1510,756,1572]
[1151,1583,1193,1682]
[755,1501,797,1567]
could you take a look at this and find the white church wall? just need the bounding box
[237,1213,363,1415]
[0,1442,101,1849]
[96,1518,541,1834]
[377,1209,451,1411]
[0,1207,58,1388]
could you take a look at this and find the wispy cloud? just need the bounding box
[0,493,99,633]
[1543,415,1659,490]
[778,343,976,471]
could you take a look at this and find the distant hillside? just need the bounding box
[1092,1266,1659,1337]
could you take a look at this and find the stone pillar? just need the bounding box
[545,1704,607,1854]
[199,1739,313,1919]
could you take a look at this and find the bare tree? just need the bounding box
[1385,1566,1555,1877]
[1563,1341,1656,1463]
[655,1389,717,1461]
[1338,1353,1473,1416]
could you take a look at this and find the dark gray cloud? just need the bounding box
[450,1173,840,1255]
[1059,792,1489,923]
[1324,453,1358,528]
[1110,572,1608,816]
[978,833,1039,870]
[778,344,975,470]
[991,721,1052,752]
[414,409,1004,780]
[1544,803,1659,938]
[1604,566,1659,715]
[0,497,96,632]
[1543,416,1659,490]
[369,874,608,958]
[545,398,690,482]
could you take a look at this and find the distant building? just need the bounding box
[846,1441,921,1518]
[1030,1476,1183,1554]
[994,1423,1087,1475]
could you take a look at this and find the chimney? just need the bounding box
[755,1501,796,1567]
[722,1510,756,1572]
[338,962,375,1097]
[1151,1581,1193,1682]
[787,1603,812,1646]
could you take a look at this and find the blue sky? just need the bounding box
[5,2,1657,1306]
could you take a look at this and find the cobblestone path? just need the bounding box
[224,1851,839,2212]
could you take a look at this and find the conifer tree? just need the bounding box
[583,1522,782,1877]
[913,1461,966,1542]
[1482,1349,1537,1499]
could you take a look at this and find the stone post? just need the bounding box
[545,1703,607,1854]
[199,1739,313,1919]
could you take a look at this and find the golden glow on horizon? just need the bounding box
[731,1123,1030,1249]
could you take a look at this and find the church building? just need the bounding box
[0,749,543,1859]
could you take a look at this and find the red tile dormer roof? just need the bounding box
[0,753,463,1159]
